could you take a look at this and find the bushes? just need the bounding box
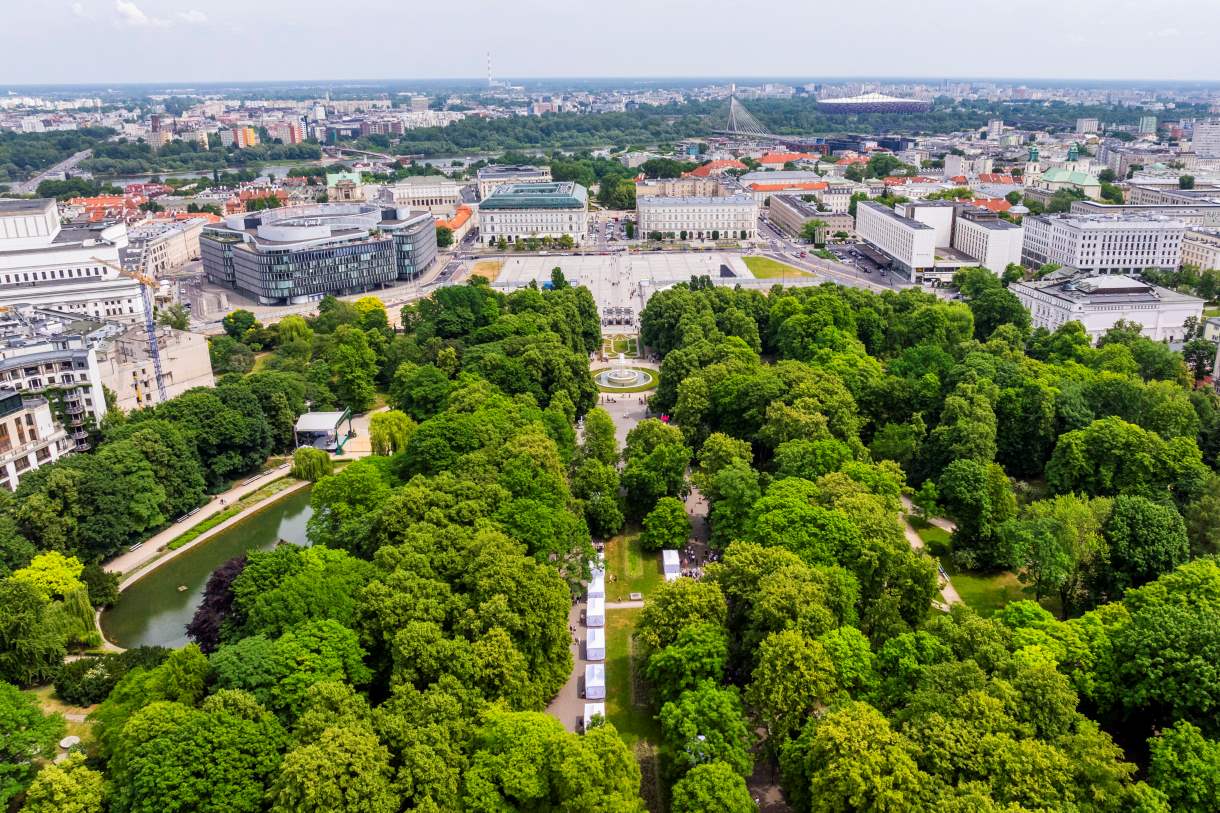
[53,647,171,706]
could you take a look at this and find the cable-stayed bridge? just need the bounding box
[710,93,823,149]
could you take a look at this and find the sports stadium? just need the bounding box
[816,92,932,114]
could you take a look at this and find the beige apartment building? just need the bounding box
[1182,229,1220,269]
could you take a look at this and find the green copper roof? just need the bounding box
[479,182,588,210]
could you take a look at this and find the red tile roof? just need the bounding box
[971,198,1012,213]
[759,151,821,165]
[686,159,746,177]
[748,181,828,192]
[435,205,472,230]
[977,173,1017,184]
[948,175,968,184]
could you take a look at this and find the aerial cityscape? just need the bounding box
[3,2,1220,812]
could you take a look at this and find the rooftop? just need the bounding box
[859,201,932,229]
[0,199,55,216]
[476,164,549,179]
[479,182,587,210]
[1030,212,1187,229]
[1016,272,1204,307]
[772,194,828,218]
[637,194,754,208]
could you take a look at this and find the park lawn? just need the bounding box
[743,255,812,279]
[603,608,658,748]
[915,523,952,554]
[604,531,665,602]
[24,684,96,743]
[1204,306,1220,318]
[945,567,1030,616]
[470,259,505,281]
[611,337,638,356]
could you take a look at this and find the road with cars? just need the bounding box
[755,214,901,292]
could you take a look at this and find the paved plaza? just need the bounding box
[491,252,753,318]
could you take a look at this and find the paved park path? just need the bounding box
[104,407,382,581]
[900,496,964,607]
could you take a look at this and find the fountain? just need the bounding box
[593,353,654,391]
[607,353,642,386]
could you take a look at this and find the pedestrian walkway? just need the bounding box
[105,407,383,579]
[899,496,963,607]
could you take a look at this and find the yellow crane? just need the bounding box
[91,255,168,403]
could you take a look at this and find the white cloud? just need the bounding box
[1153,26,1181,38]
[114,0,170,27]
[70,2,94,19]
[177,9,207,23]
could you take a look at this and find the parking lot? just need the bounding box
[492,253,752,324]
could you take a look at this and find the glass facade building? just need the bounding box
[200,204,437,305]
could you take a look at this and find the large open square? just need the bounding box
[490,252,753,328]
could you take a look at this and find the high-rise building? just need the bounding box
[1076,117,1100,134]
[1139,115,1158,135]
[1192,122,1220,159]
[220,126,259,148]
[267,120,305,145]
[987,119,1004,140]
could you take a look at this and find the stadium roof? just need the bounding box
[817,92,927,105]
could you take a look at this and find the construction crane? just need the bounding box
[92,256,168,403]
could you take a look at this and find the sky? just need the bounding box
[2,0,1220,86]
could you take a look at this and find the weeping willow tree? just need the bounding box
[369,410,416,456]
[290,447,334,482]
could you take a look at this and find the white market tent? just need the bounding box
[587,572,605,600]
[585,664,606,700]
[662,548,680,581]
[583,702,606,731]
[586,596,605,627]
[586,627,606,661]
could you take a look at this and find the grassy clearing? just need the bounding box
[24,684,96,742]
[604,608,658,748]
[166,477,300,550]
[604,531,665,602]
[943,566,1031,616]
[743,255,812,279]
[1205,306,1220,318]
[470,259,505,281]
[914,523,952,555]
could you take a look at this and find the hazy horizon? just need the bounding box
[3,0,1219,86]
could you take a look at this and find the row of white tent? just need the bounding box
[585,552,607,712]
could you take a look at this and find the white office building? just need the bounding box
[635,194,757,240]
[0,199,148,324]
[478,183,588,246]
[951,209,1024,274]
[1020,213,1185,274]
[855,201,1022,283]
[855,202,937,280]
[1011,273,1203,342]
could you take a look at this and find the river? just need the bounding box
[100,488,314,650]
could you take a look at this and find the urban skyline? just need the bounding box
[3,0,1220,84]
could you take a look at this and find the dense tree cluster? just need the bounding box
[633,274,1220,808]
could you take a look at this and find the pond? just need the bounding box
[100,488,313,650]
